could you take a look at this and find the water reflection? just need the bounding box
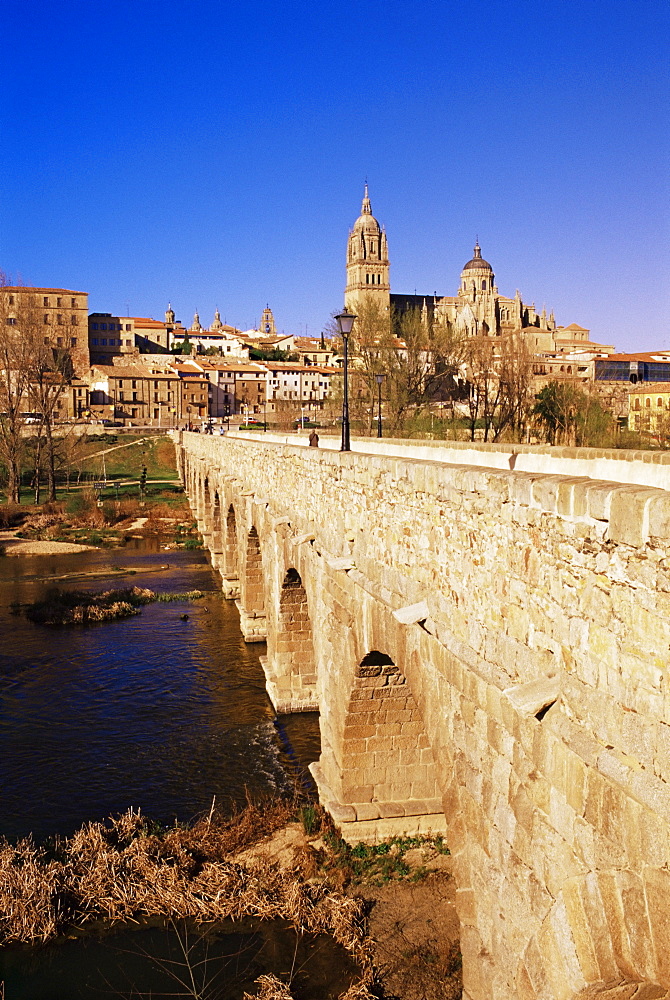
[0,544,321,842]
[0,918,358,999]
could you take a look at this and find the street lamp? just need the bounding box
[375,373,386,438]
[335,308,356,452]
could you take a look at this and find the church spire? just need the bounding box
[361,182,372,215]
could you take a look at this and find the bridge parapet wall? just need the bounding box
[177,432,670,1000]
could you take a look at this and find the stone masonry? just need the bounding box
[178,431,670,1000]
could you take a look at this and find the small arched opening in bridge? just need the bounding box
[266,568,317,712]
[338,651,442,814]
[223,504,238,580]
[242,525,265,615]
[211,491,222,556]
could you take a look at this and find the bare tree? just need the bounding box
[0,283,76,503]
[0,280,35,502]
[343,302,465,435]
[463,335,502,441]
[492,333,535,442]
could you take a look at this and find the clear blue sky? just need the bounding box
[1,0,668,351]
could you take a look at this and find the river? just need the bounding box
[0,539,366,997]
[0,538,321,843]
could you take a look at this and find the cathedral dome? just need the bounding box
[352,183,382,234]
[354,212,381,234]
[462,242,493,271]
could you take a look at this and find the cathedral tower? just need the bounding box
[345,185,390,314]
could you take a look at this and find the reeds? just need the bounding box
[0,802,377,999]
[22,586,205,625]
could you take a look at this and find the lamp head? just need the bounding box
[375,373,386,385]
[335,309,356,338]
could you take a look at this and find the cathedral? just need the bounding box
[344,185,560,354]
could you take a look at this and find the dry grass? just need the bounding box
[24,585,156,625]
[0,802,378,1000]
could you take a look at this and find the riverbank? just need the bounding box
[0,800,461,1000]
[0,531,95,555]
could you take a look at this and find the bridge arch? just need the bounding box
[262,567,318,713]
[223,503,239,580]
[235,523,268,642]
[314,638,447,843]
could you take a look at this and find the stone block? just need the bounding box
[648,492,670,540]
[353,802,380,821]
[642,867,670,983]
[608,487,659,547]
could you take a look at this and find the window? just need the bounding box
[154,409,159,419]
[101,323,107,330]
[154,381,159,389]
[56,298,62,307]
[646,398,651,408]
[43,297,49,307]
[92,323,98,330]
[43,314,49,324]
[92,338,98,345]
[482,280,486,290]
[101,339,107,345]
[131,408,138,418]
[5,317,16,326]
[658,398,663,408]
[119,391,125,401]
[70,338,77,347]
[44,337,50,345]
[57,337,63,346]
[77,388,82,397]
[71,315,77,325]
[154,393,159,402]
[132,392,138,402]
[57,314,63,324]
[71,298,77,308]
[131,380,137,389]
[8,295,14,305]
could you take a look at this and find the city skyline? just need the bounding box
[1,0,668,351]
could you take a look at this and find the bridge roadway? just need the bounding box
[176,429,670,1000]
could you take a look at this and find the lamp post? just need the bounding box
[336,308,356,452]
[375,373,386,438]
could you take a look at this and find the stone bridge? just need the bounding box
[175,430,670,1000]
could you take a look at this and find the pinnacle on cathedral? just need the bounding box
[344,184,391,313]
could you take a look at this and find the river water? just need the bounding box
[0,539,321,843]
[0,540,342,997]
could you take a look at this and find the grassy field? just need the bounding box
[66,434,180,483]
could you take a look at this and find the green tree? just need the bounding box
[533,381,585,445]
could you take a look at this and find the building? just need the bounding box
[628,382,670,436]
[194,359,269,417]
[344,187,609,356]
[2,286,90,374]
[293,337,338,367]
[89,364,180,426]
[260,361,334,413]
[344,185,391,314]
[89,305,189,362]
